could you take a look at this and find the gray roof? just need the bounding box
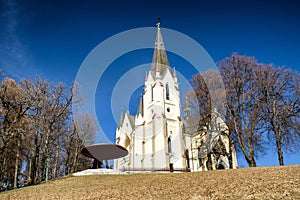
[127,111,135,128]
[117,110,135,129]
[182,118,200,135]
[118,110,125,129]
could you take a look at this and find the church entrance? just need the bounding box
[169,163,174,172]
[185,149,190,171]
[217,163,225,170]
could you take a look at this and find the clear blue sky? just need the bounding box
[1,0,299,167]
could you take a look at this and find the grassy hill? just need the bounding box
[1,165,299,199]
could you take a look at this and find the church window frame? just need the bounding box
[151,85,154,102]
[168,136,172,153]
[166,83,170,100]
[197,147,203,167]
[185,149,190,169]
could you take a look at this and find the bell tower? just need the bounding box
[115,20,186,172]
[140,20,185,171]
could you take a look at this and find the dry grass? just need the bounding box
[1,165,300,200]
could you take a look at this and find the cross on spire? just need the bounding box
[156,17,160,28]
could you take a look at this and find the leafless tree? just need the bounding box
[188,69,235,169]
[64,113,97,174]
[0,78,30,189]
[219,53,266,167]
[257,65,300,165]
[0,76,96,191]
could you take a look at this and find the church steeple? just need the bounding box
[118,109,125,129]
[184,95,191,119]
[145,71,148,81]
[150,19,170,79]
[173,67,177,83]
[136,95,143,117]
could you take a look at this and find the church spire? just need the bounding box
[184,95,191,119]
[150,18,170,79]
[173,67,177,83]
[118,109,125,129]
[145,71,148,81]
[136,95,143,117]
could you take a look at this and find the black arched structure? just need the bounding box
[81,143,128,161]
[217,162,225,170]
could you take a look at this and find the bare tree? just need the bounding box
[20,78,75,183]
[0,77,96,191]
[189,72,212,130]
[219,53,266,167]
[0,78,30,189]
[65,113,97,174]
[258,65,300,165]
[188,69,236,169]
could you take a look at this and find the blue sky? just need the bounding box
[0,0,299,167]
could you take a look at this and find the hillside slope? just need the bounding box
[1,165,300,199]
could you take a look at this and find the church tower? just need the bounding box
[115,21,186,171]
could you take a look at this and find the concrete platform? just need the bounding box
[72,169,127,176]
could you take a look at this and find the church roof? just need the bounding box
[127,111,135,128]
[117,110,125,129]
[117,110,135,129]
[150,22,171,79]
[182,119,199,135]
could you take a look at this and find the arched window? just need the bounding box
[125,137,130,148]
[168,137,172,153]
[197,147,202,167]
[166,83,170,100]
[198,141,205,167]
[185,149,190,169]
[151,85,154,102]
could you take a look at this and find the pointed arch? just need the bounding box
[168,136,172,153]
[151,85,154,102]
[125,137,130,148]
[185,149,190,169]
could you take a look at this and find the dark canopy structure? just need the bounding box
[81,143,128,161]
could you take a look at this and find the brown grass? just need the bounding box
[1,165,300,200]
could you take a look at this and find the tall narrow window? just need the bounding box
[168,137,172,153]
[151,85,154,102]
[197,147,202,167]
[185,149,190,169]
[166,83,170,100]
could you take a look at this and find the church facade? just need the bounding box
[114,23,237,172]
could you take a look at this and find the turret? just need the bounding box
[173,67,178,83]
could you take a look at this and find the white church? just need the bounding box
[114,23,238,172]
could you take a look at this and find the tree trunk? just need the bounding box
[72,146,79,173]
[228,139,233,169]
[32,138,40,185]
[275,132,284,166]
[44,127,51,182]
[14,139,20,189]
[27,157,32,184]
[53,137,60,179]
[1,157,6,189]
[244,154,256,167]
[34,145,41,184]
